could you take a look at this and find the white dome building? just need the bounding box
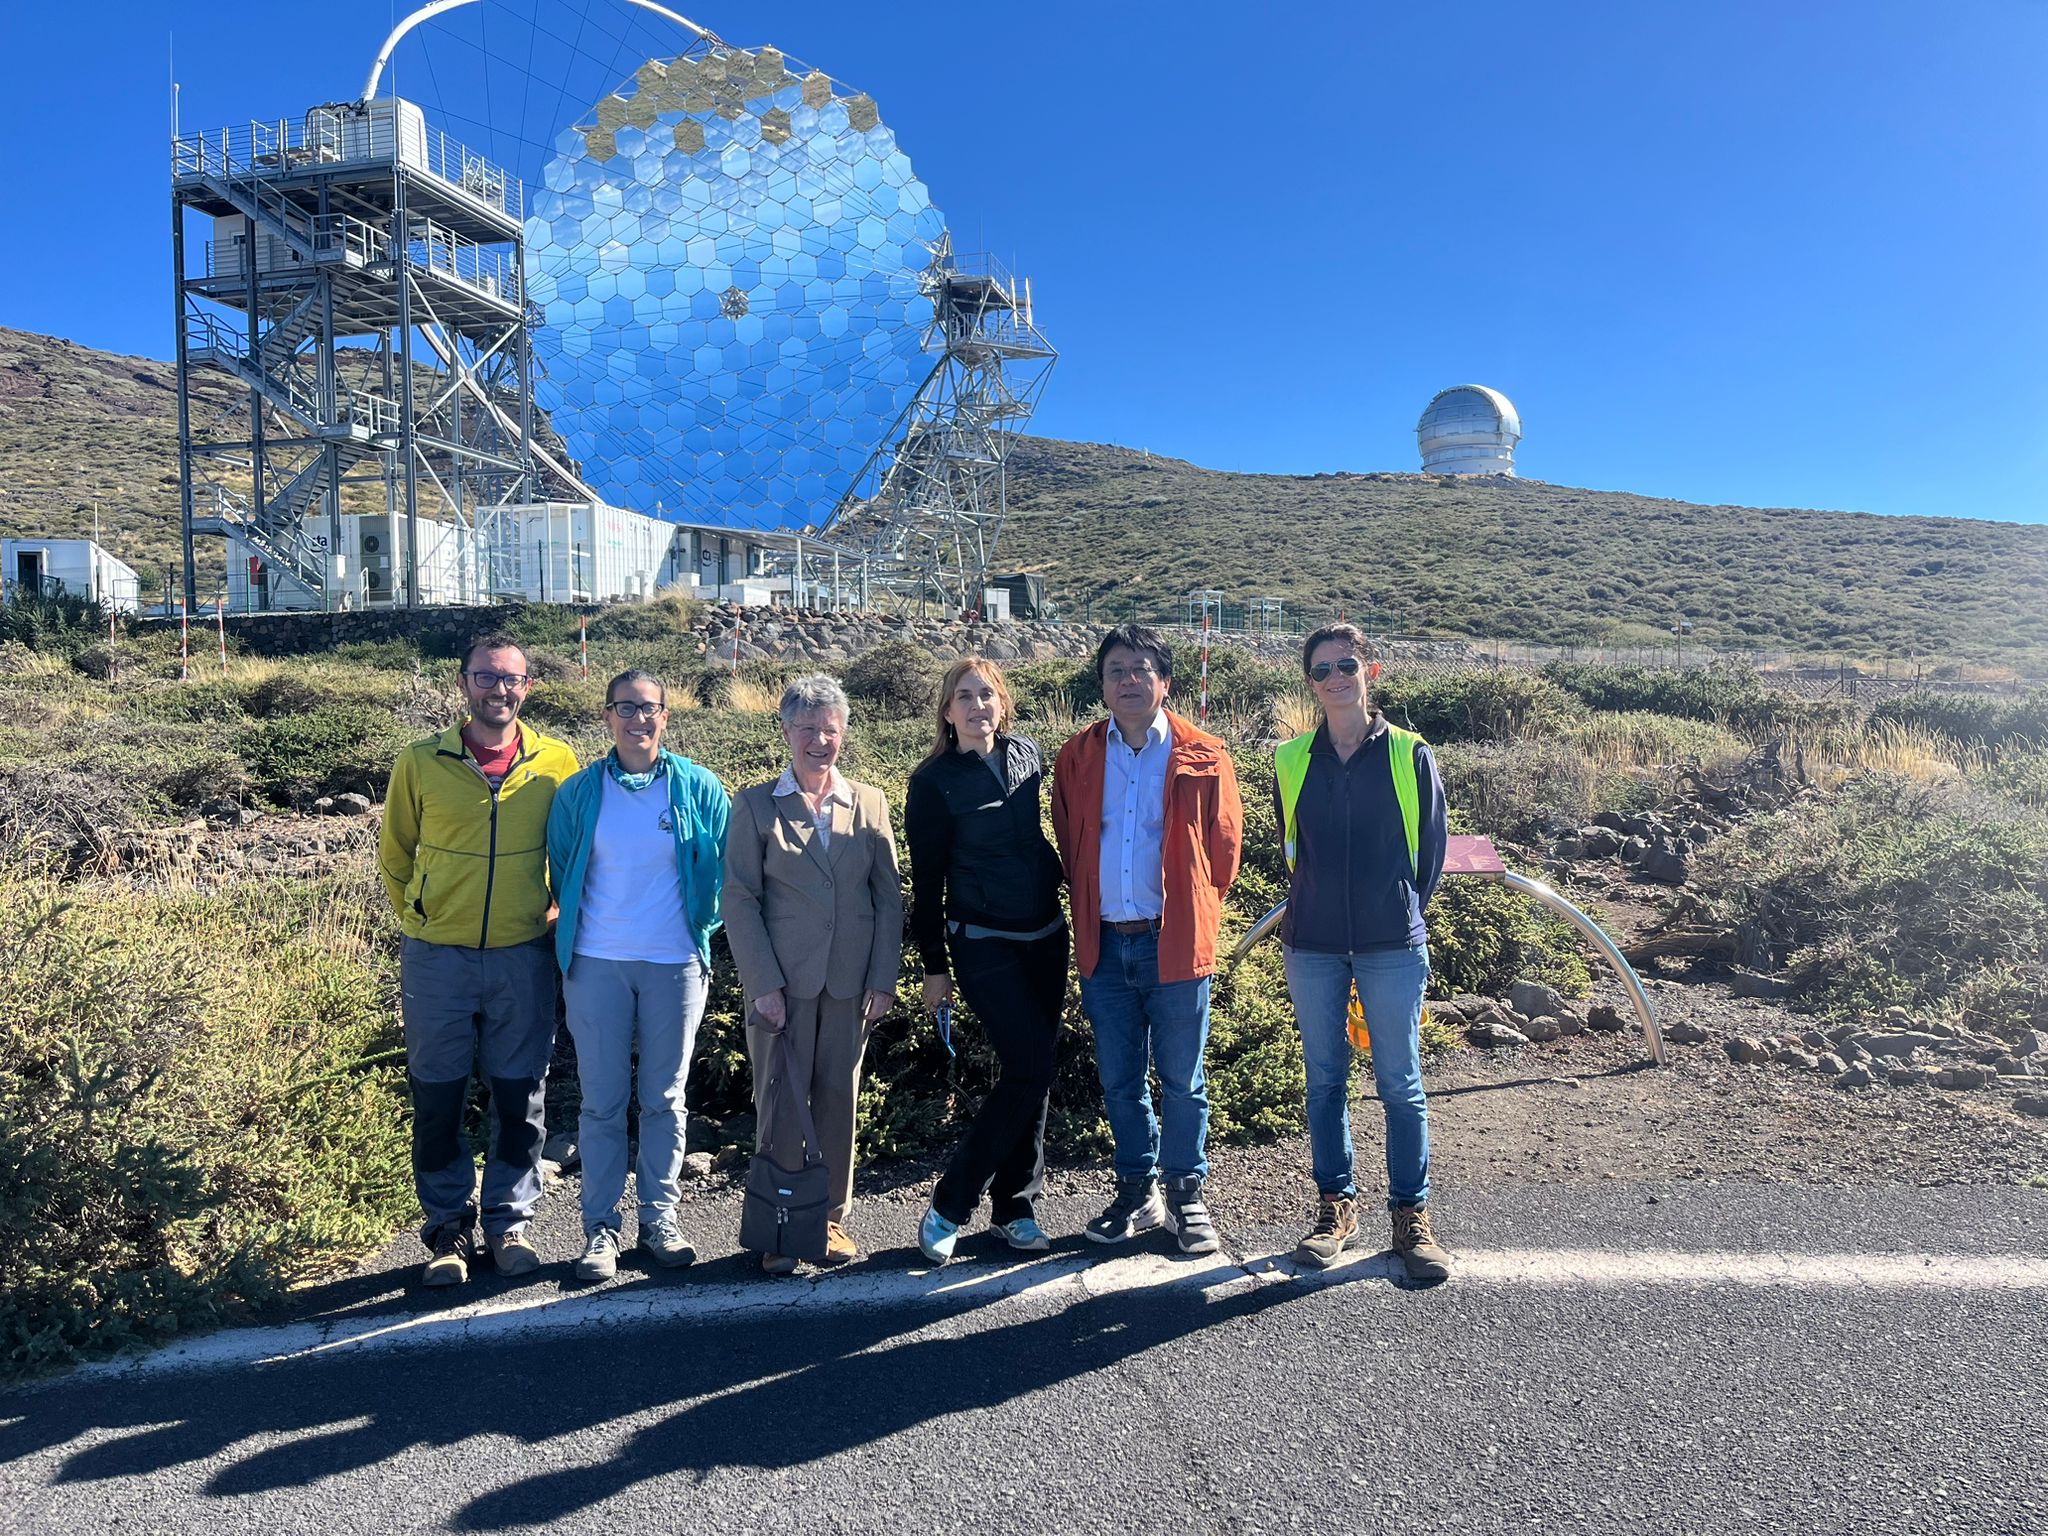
[1416,385,1520,476]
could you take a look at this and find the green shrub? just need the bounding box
[1165,642,1292,718]
[1868,690,2048,750]
[1006,657,1100,724]
[1691,773,2048,1028]
[1377,670,1586,743]
[1436,741,1597,845]
[0,864,410,1378]
[586,590,703,644]
[0,587,105,655]
[842,638,944,719]
[238,704,410,806]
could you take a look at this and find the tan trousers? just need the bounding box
[747,991,870,1225]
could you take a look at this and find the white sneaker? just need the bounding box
[574,1227,620,1282]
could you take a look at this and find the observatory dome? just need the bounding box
[1416,385,1520,476]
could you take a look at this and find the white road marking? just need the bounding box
[55,1244,2048,1384]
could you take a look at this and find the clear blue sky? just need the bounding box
[4,1,2044,522]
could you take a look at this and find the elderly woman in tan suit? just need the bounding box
[722,674,904,1274]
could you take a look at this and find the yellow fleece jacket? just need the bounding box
[378,720,580,949]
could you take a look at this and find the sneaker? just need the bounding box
[918,1206,961,1265]
[574,1227,621,1282]
[1391,1204,1452,1283]
[488,1226,542,1276]
[422,1225,474,1288]
[1293,1194,1359,1270]
[760,1251,799,1276]
[1085,1176,1166,1245]
[819,1221,859,1267]
[1163,1175,1220,1256]
[639,1217,697,1269]
[995,1216,1051,1252]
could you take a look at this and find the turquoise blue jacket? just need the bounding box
[545,749,731,974]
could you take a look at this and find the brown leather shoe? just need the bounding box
[818,1221,859,1266]
[759,1251,799,1276]
[1293,1194,1359,1270]
[1391,1204,1452,1283]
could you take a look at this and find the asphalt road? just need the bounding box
[5,1182,2045,1536]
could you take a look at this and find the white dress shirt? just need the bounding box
[1098,711,1170,922]
[773,765,853,851]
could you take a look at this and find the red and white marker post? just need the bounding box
[178,600,190,683]
[216,596,228,675]
[1198,610,1212,725]
[579,615,590,680]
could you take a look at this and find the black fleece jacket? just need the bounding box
[904,733,1066,974]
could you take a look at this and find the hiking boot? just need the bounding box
[1293,1194,1359,1270]
[760,1251,799,1276]
[640,1217,697,1269]
[1163,1175,1220,1256]
[422,1224,474,1288]
[574,1227,620,1282]
[488,1226,541,1276]
[819,1221,859,1267]
[1391,1204,1452,1283]
[918,1206,961,1265]
[995,1216,1051,1252]
[1085,1176,1165,1245]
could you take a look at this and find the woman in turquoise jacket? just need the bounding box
[545,668,730,1281]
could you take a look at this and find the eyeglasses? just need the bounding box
[1105,662,1162,683]
[606,700,665,720]
[465,669,531,690]
[1309,656,1363,683]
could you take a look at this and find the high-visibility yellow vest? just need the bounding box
[1274,723,1424,875]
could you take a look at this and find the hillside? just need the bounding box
[3,325,2044,663]
[999,439,2048,664]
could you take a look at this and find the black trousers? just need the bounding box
[932,926,1069,1226]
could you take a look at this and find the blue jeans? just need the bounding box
[1281,943,1431,1207]
[1079,926,1214,1183]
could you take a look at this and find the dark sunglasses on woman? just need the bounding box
[1309,656,1362,682]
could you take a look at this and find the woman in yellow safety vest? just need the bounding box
[1271,622,1452,1282]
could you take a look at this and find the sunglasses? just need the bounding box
[1309,656,1362,682]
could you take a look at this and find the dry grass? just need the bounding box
[1787,719,1991,787]
[1272,688,1319,739]
[728,675,782,714]
[1567,711,1748,772]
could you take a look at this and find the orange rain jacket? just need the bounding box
[1052,709,1244,983]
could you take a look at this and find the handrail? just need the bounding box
[174,110,525,222]
[1230,875,1667,1067]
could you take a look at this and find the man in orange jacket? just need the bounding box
[1053,624,1244,1253]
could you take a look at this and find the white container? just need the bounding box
[1,538,141,613]
[718,582,775,607]
[339,97,428,169]
[210,215,310,279]
[980,587,1011,623]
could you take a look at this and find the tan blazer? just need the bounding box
[722,776,905,1002]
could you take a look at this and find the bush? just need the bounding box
[1868,690,2048,750]
[842,638,945,720]
[1690,773,2048,1028]
[1006,657,1100,725]
[238,704,411,807]
[1376,670,1586,743]
[0,864,411,1378]
[1541,662,1834,736]
[0,587,106,655]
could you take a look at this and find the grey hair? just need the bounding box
[779,673,851,727]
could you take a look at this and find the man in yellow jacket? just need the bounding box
[378,633,580,1286]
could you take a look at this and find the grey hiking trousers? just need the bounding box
[399,935,559,1245]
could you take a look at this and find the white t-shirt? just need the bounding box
[574,771,695,965]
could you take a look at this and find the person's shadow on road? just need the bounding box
[5,1258,1396,1531]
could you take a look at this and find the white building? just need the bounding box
[1,537,142,613]
[1417,385,1521,476]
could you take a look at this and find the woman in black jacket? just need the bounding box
[906,656,1068,1263]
